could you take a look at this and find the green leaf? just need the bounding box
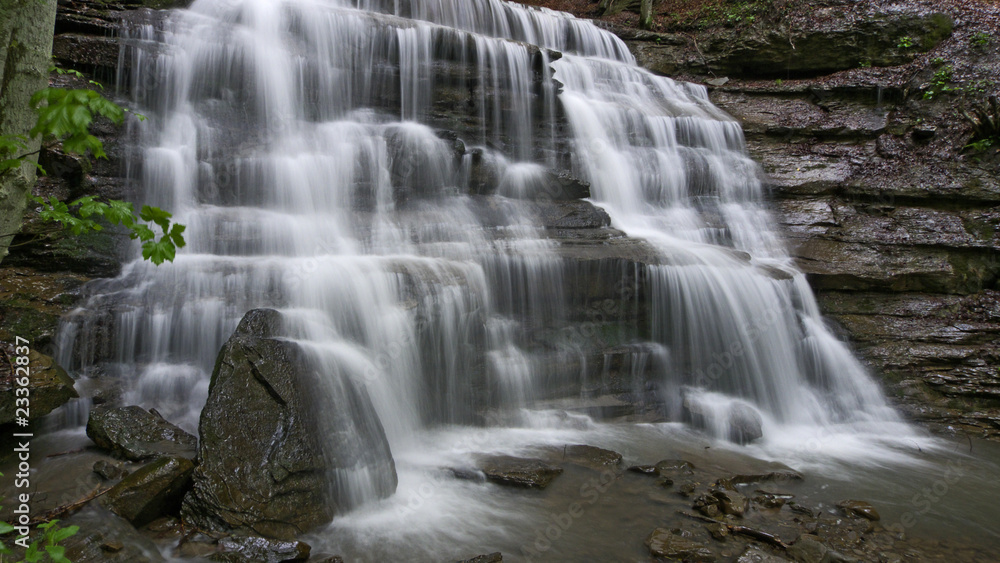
[105,199,136,226]
[24,541,42,563]
[168,223,187,247]
[46,544,72,563]
[140,205,173,231]
[142,239,176,265]
[0,521,15,534]
[131,223,156,242]
[49,525,78,544]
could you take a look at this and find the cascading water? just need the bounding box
[52,0,937,558]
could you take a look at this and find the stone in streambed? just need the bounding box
[86,405,196,461]
[836,500,880,521]
[713,488,749,517]
[786,535,829,563]
[93,459,129,481]
[212,535,311,563]
[728,403,764,445]
[736,546,791,562]
[655,459,696,475]
[542,444,622,470]
[103,456,194,527]
[455,553,503,563]
[477,455,563,489]
[645,528,716,562]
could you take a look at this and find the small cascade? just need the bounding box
[55,0,914,523]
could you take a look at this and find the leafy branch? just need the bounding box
[1,65,181,264]
[33,196,186,265]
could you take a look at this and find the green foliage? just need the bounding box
[0,135,36,174]
[965,138,993,152]
[1,472,78,563]
[0,76,178,265]
[858,59,872,68]
[962,95,1000,153]
[923,65,956,100]
[971,31,991,49]
[33,196,187,265]
[29,88,124,159]
[49,65,104,91]
[963,79,993,96]
[930,56,946,66]
[897,36,915,49]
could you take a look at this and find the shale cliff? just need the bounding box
[531,0,1000,439]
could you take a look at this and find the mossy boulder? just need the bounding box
[0,349,77,425]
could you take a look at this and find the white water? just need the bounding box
[51,0,942,557]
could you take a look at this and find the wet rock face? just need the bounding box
[476,455,564,488]
[542,444,623,470]
[102,456,194,527]
[0,348,77,425]
[182,308,397,540]
[622,11,953,79]
[728,403,764,445]
[836,499,880,521]
[645,528,716,562]
[649,0,1000,438]
[214,536,312,563]
[86,405,196,461]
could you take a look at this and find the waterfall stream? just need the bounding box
[50,0,951,558]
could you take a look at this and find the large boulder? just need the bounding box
[86,405,197,461]
[182,309,397,540]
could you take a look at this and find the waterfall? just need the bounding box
[57,0,912,518]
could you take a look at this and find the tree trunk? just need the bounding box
[640,0,653,29]
[0,0,58,264]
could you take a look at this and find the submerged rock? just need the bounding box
[93,459,129,481]
[86,406,196,461]
[736,546,791,562]
[655,459,696,475]
[103,456,194,527]
[728,403,764,445]
[182,309,397,539]
[786,535,829,563]
[836,500,881,521]
[712,488,749,517]
[477,455,563,488]
[645,528,715,562]
[543,444,623,470]
[455,553,503,563]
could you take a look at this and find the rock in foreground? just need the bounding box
[477,455,563,489]
[103,456,194,527]
[213,536,311,563]
[182,309,397,539]
[86,405,196,461]
[645,528,715,562]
